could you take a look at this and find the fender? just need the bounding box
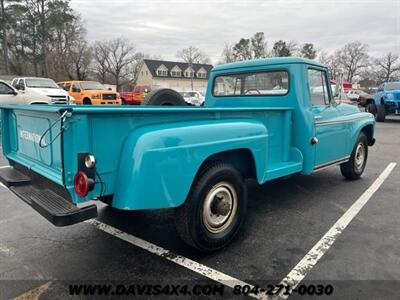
[112,119,268,210]
[347,112,375,155]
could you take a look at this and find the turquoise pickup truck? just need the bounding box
[0,58,375,251]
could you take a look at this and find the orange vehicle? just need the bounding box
[57,80,121,105]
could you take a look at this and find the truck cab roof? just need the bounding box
[212,57,326,72]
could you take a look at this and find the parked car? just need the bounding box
[11,77,70,104]
[346,90,359,101]
[57,81,121,105]
[0,57,375,251]
[179,91,205,106]
[120,84,158,105]
[0,80,51,105]
[367,81,400,122]
[356,90,374,107]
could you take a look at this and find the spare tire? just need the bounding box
[141,88,187,106]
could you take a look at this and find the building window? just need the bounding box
[157,70,168,76]
[171,71,181,77]
[197,72,207,78]
[185,71,194,78]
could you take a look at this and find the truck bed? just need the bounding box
[0,104,302,210]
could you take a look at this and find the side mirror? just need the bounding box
[8,90,18,96]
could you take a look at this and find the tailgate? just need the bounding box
[0,105,69,185]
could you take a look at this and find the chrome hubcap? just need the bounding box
[355,142,365,170]
[203,182,237,234]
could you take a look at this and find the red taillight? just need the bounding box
[74,171,89,197]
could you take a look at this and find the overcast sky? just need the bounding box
[70,0,400,63]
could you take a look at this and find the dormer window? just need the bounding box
[197,72,207,78]
[171,71,181,77]
[157,70,168,76]
[185,71,194,78]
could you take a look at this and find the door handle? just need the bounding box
[314,115,322,121]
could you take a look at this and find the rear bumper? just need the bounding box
[0,165,97,226]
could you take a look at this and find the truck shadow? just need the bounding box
[94,166,373,262]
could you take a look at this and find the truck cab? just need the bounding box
[11,77,70,104]
[57,80,121,105]
[0,57,375,251]
[369,81,400,122]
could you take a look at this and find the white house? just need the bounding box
[135,59,213,92]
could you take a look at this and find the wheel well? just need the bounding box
[198,149,257,180]
[83,97,91,104]
[361,124,375,146]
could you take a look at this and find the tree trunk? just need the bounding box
[0,0,10,74]
[40,0,48,76]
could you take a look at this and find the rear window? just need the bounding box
[213,71,289,97]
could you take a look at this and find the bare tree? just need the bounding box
[220,43,235,64]
[102,38,136,90]
[318,50,341,79]
[68,40,92,80]
[177,46,210,90]
[375,52,400,83]
[92,43,110,83]
[336,41,369,82]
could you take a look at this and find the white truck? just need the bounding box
[11,77,71,104]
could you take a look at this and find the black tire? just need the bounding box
[121,97,127,105]
[141,88,187,106]
[340,132,368,180]
[83,98,92,105]
[376,104,386,122]
[366,103,377,117]
[175,162,247,251]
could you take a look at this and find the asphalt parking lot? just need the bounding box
[0,116,399,300]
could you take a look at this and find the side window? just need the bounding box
[72,83,80,92]
[213,71,289,96]
[11,79,18,88]
[64,83,71,91]
[18,79,25,90]
[0,82,14,94]
[308,69,329,106]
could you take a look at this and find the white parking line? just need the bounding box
[86,219,267,300]
[0,165,9,169]
[12,281,53,300]
[274,162,397,299]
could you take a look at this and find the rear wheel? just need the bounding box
[83,98,92,105]
[366,103,377,116]
[376,104,386,122]
[340,132,368,180]
[175,163,247,251]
